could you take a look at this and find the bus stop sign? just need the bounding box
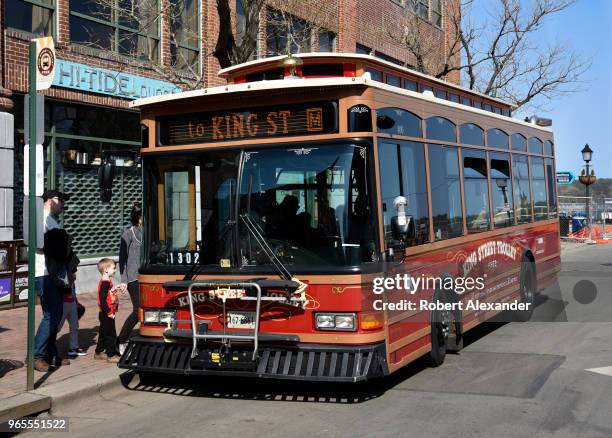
[556,171,575,185]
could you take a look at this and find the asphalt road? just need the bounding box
[25,242,612,438]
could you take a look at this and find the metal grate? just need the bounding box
[60,166,141,258]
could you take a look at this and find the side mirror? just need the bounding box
[391,214,415,241]
[98,158,115,203]
[390,196,415,242]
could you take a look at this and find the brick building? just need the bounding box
[0,0,459,292]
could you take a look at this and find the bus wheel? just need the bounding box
[427,292,451,367]
[515,259,536,322]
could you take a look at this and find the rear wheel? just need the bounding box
[427,292,451,367]
[514,259,536,322]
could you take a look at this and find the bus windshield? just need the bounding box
[144,142,377,271]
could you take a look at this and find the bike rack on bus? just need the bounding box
[186,281,298,361]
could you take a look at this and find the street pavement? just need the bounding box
[17,242,612,437]
[0,290,133,400]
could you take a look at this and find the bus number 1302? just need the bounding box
[169,251,200,265]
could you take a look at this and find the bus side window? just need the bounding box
[428,145,463,240]
[378,141,429,247]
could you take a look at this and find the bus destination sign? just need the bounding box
[158,101,338,146]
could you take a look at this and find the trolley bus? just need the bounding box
[116,53,560,382]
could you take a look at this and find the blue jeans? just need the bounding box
[33,276,63,361]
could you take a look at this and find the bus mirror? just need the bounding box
[391,214,415,241]
[391,196,415,242]
[98,159,115,202]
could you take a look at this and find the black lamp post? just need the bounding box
[495,177,511,226]
[579,144,596,242]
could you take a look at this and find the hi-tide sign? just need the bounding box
[34,37,55,91]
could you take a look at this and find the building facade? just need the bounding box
[0,0,459,286]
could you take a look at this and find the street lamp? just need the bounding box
[579,144,596,244]
[495,177,511,226]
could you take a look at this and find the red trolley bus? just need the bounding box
[116,53,560,382]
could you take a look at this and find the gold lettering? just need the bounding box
[247,114,258,136]
[225,115,231,139]
[278,110,290,134]
[188,121,194,138]
[232,115,245,138]
[195,123,205,137]
[267,111,278,135]
[212,116,224,139]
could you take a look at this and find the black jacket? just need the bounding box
[44,228,80,295]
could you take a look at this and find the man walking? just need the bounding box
[33,189,72,372]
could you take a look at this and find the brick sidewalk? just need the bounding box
[0,290,134,400]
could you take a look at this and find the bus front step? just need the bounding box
[119,337,389,382]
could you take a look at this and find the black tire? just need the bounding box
[514,259,536,322]
[427,291,451,367]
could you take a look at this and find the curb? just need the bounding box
[0,366,132,422]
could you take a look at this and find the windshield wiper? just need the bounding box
[240,213,292,281]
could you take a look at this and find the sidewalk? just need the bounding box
[0,289,133,401]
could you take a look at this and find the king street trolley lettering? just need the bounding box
[158,101,338,145]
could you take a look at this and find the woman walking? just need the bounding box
[117,202,142,355]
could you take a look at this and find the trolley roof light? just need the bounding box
[281,54,304,79]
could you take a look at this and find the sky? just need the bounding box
[469,0,612,177]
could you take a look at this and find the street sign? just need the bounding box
[23,144,44,196]
[34,37,55,91]
[23,94,44,145]
[556,171,576,185]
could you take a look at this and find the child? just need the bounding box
[57,284,86,357]
[94,258,122,362]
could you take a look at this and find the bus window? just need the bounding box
[490,152,514,227]
[366,68,382,82]
[376,107,422,137]
[531,157,547,220]
[403,79,417,91]
[462,149,490,232]
[511,133,527,151]
[449,93,460,103]
[435,89,446,99]
[512,154,532,223]
[378,141,429,246]
[428,145,463,240]
[239,143,377,266]
[545,158,557,218]
[164,170,192,250]
[529,137,543,154]
[385,74,401,87]
[473,101,482,109]
[487,128,509,149]
[459,123,484,146]
[462,97,471,106]
[426,116,456,142]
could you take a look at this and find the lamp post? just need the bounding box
[579,144,596,244]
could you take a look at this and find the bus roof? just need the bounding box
[130,75,551,133]
[218,53,517,109]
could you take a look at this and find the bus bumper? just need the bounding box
[118,336,389,382]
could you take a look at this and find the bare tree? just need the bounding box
[387,0,591,111]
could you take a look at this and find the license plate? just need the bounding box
[227,311,256,329]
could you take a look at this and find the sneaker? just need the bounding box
[106,355,120,364]
[53,357,70,367]
[118,343,127,355]
[68,348,87,357]
[94,352,109,361]
[34,358,51,372]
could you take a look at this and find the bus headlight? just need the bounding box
[160,310,176,324]
[315,313,356,331]
[144,309,176,325]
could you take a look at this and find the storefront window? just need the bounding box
[5,0,54,36]
[12,96,141,258]
[70,0,161,62]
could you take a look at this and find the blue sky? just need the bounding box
[469,1,612,177]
